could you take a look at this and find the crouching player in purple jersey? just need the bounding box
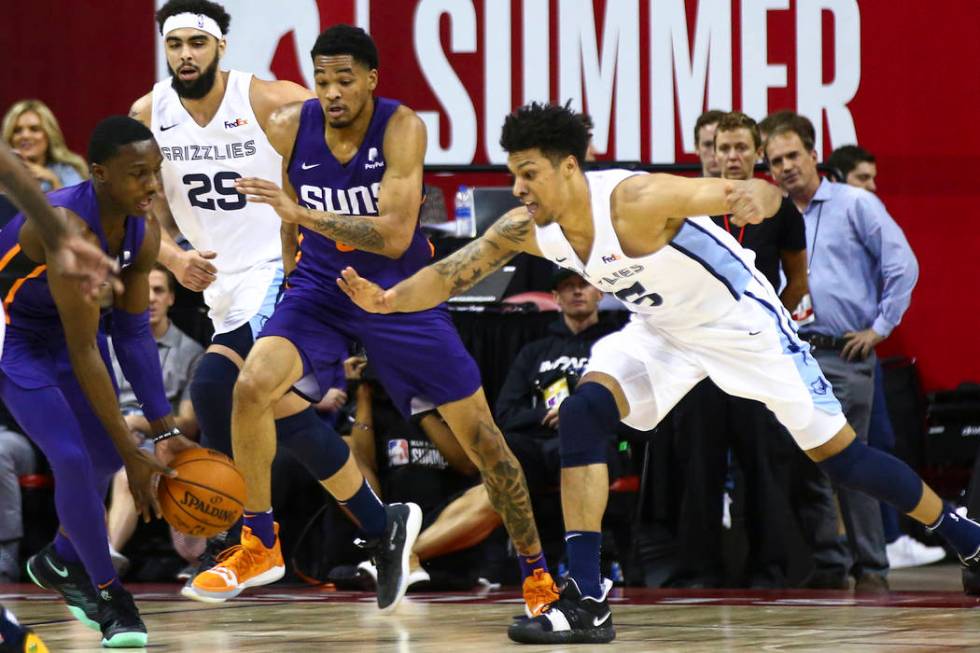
[0,117,197,648]
[215,25,558,615]
[0,141,120,653]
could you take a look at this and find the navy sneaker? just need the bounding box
[356,503,422,613]
[508,577,615,645]
[25,545,99,631]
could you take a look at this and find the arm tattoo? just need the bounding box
[309,210,385,251]
[430,213,528,296]
[432,239,515,296]
[492,213,533,245]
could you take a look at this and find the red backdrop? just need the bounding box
[1,0,977,391]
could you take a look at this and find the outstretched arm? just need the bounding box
[338,208,538,313]
[616,174,782,227]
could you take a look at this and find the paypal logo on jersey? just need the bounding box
[364,147,385,170]
[300,182,382,215]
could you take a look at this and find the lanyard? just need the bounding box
[806,202,825,272]
[722,215,745,244]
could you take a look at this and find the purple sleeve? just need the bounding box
[110,309,171,422]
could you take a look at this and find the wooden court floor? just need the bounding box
[4,563,980,651]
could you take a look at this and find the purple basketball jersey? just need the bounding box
[0,180,146,333]
[286,97,432,293]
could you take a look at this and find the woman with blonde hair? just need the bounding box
[2,99,88,191]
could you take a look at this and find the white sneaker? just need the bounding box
[886,535,946,569]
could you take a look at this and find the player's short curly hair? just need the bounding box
[311,24,379,70]
[156,0,231,36]
[88,116,155,165]
[500,102,592,167]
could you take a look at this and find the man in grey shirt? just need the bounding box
[106,263,203,572]
[766,114,919,592]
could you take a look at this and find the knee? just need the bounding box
[189,353,239,404]
[558,383,621,468]
[233,366,279,410]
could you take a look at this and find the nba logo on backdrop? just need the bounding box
[387,439,410,466]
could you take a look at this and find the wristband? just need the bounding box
[152,427,183,445]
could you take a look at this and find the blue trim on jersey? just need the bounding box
[248,265,284,341]
[669,241,739,299]
[745,289,842,415]
[670,221,753,300]
[744,290,801,353]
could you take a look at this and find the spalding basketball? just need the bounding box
[158,448,246,538]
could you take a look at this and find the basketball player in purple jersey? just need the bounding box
[132,1,377,601]
[0,141,120,653]
[0,117,196,648]
[218,25,558,615]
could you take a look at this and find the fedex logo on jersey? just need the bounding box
[601,253,620,264]
[299,182,382,215]
[224,118,248,129]
[364,147,385,170]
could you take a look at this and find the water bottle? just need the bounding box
[454,184,475,237]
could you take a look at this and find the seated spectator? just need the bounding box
[106,264,203,577]
[493,269,632,571]
[0,404,35,582]
[1,100,87,191]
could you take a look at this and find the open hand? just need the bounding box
[173,249,217,291]
[337,267,396,314]
[47,233,123,300]
[235,177,302,223]
[841,328,884,361]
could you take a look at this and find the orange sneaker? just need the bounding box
[181,524,285,603]
[522,568,559,617]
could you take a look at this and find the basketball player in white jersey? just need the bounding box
[129,0,355,600]
[339,103,980,644]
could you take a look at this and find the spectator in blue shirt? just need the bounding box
[2,100,87,192]
[766,115,919,593]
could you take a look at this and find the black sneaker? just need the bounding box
[97,584,147,649]
[179,531,229,600]
[25,544,100,631]
[357,503,422,613]
[508,578,615,645]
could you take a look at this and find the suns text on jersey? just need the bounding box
[299,183,382,215]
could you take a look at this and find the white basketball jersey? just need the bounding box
[535,169,763,329]
[151,70,284,333]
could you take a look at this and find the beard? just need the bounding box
[169,55,219,100]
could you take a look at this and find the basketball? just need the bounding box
[158,448,246,538]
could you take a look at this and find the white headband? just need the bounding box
[162,12,223,40]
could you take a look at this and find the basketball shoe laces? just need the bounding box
[523,568,560,617]
[211,544,262,583]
